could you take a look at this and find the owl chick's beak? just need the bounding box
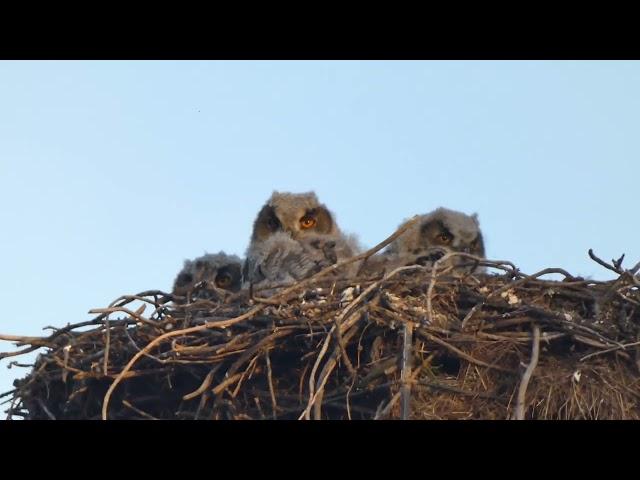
[414,249,447,266]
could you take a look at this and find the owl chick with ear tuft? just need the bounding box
[386,207,486,272]
[172,252,243,303]
[250,191,339,242]
[244,191,361,290]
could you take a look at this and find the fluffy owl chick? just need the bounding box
[245,192,360,283]
[172,252,243,303]
[244,231,339,288]
[250,191,341,243]
[245,191,361,288]
[386,207,486,271]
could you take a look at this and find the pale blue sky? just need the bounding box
[1,60,638,399]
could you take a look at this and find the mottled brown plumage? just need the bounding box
[385,207,486,272]
[250,191,338,243]
[245,191,360,289]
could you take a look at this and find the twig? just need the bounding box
[122,400,159,420]
[333,316,357,377]
[613,254,626,271]
[223,330,293,381]
[416,330,515,373]
[103,316,111,375]
[400,321,413,420]
[374,368,423,420]
[231,354,260,398]
[0,334,50,344]
[265,350,277,419]
[89,306,158,328]
[415,380,499,400]
[108,292,170,308]
[310,314,364,420]
[514,325,541,420]
[0,345,41,361]
[211,373,244,396]
[460,303,484,331]
[0,389,16,399]
[37,398,57,420]
[183,365,223,401]
[589,249,623,275]
[579,340,640,362]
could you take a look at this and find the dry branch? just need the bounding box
[514,325,541,420]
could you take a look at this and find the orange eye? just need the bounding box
[300,216,317,229]
[215,273,232,289]
[437,233,452,244]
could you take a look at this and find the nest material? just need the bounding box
[2,248,640,420]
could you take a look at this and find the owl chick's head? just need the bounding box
[172,252,243,302]
[390,207,485,268]
[250,191,338,243]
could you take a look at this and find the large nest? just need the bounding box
[2,242,639,420]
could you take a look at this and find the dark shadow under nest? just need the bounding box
[2,239,639,420]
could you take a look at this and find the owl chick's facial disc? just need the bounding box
[388,207,485,269]
[250,191,337,243]
[172,252,243,303]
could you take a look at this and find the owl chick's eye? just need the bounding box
[300,215,317,229]
[437,232,452,244]
[215,272,233,289]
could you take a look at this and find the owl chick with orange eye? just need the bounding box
[249,191,339,243]
[244,191,361,289]
[172,252,243,303]
[385,207,486,272]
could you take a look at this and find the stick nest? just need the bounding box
[2,249,640,420]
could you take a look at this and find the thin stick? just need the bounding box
[460,303,484,331]
[416,330,515,373]
[374,368,423,420]
[89,306,157,328]
[122,400,159,420]
[400,321,414,420]
[265,350,277,419]
[333,317,356,377]
[108,292,170,308]
[0,334,49,344]
[37,398,57,420]
[0,389,16,399]
[183,365,222,401]
[514,325,541,420]
[579,340,640,362]
[0,345,40,360]
[415,380,499,400]
[310,316,363,420]
[211,373,243,396]
[589,249,623,275]
[103,316,111,375]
